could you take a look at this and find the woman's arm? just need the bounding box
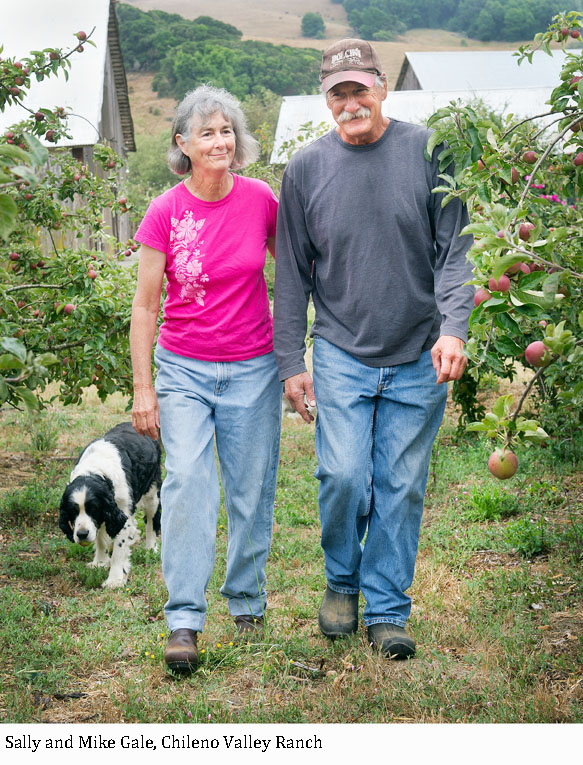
[130,244,166,439]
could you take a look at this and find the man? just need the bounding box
[273,39,474,659]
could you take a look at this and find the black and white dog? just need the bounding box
[59,423,162,588]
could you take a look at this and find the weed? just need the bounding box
[24,411,67,453]
[462,485,521,521]
[504,516,551,558]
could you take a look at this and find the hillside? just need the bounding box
[123,0,533,92]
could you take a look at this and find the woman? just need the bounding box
[130,85,281,672]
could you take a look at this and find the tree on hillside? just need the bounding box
[152,40,321,101]
[302,12,326,39]
[116,3,242,71]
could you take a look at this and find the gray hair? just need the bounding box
[168,85,259,175]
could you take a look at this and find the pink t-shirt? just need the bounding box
[135,174,278,361]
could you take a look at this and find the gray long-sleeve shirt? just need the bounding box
[273,119,475,381]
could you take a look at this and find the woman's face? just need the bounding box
[177,112,236,174]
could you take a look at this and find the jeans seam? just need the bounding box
[327,583,360,596]
[365,617,407,628]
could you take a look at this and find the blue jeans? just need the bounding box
[312,337,447,628]
[154,345,282,633]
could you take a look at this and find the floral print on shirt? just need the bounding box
[169,210,209,305]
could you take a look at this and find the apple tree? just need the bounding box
[0,31,138,410]
[426,11,583,477]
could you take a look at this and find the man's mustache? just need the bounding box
[337,107,371,123]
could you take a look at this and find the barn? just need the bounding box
[271,49,568,163]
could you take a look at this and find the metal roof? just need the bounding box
[396,50,569,91]
[271,87,555,163]
[0,0,134,150]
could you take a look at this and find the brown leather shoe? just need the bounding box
[234,614,264,635]
[164,628,198,672]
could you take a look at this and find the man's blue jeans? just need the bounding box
[312,337,447,628]
[154,344,282,633]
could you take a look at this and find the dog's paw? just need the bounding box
[102,576,126,589]
[144,539,159,552]
[88,558,110,569]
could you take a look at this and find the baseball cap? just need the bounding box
[320,38,383,92]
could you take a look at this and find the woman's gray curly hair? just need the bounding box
[168,85,259,175]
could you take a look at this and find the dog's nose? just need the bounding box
[77,530,89,540]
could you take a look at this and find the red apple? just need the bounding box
[505,262,530,276]
[519,222,535,241]
[9,252,19,261]
[488,449,518,480]
[571,29,581,38]
[474,287,491,307]
[76,31,87,41]
[477,159,486,171]
[523,151,537,164]
[525,340,551,367]
[488,274,511,292]
[88,269,97,279]
[511,167,520,184]
[574,152,583,167]
[63,303,75,315]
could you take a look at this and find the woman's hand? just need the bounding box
[132,384,160,440]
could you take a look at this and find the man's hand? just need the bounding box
[284,371,316,423]
[431,335,467,384]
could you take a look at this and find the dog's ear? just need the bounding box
[103,495,127,539]
[58,496,75,542]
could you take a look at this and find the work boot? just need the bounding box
[234,614,264,635]
[367,623,416,660]
[164,628,198,672]
[318,586,359,638]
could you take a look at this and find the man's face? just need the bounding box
[326,79,388,146]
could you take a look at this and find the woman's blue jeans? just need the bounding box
[154,345,282,633]
[312,337,447,628]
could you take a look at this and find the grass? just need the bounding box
[1,388,582,724]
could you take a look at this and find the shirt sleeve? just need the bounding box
[430,149,475,342]
[134,197,170,255]
[273,163,316,381]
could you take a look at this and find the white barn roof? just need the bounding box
[395,50,568,91]
[0,0,133,149]
[271,87,554,163]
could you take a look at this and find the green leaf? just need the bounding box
[1,337,27,362]
[467,422,490,432]
[494,312,521,334]
[16,386,39,410]
[492,394,513,418]
[522,427,550,444]
[0,144,31,164]
[461,223,496,237]
[493,336,522,356]
[425,130,446,160]
[23,133,49,166]
[35,352,59,367]
[0,353,25,370]
[0,193,18,240]
[542,272,560,302]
